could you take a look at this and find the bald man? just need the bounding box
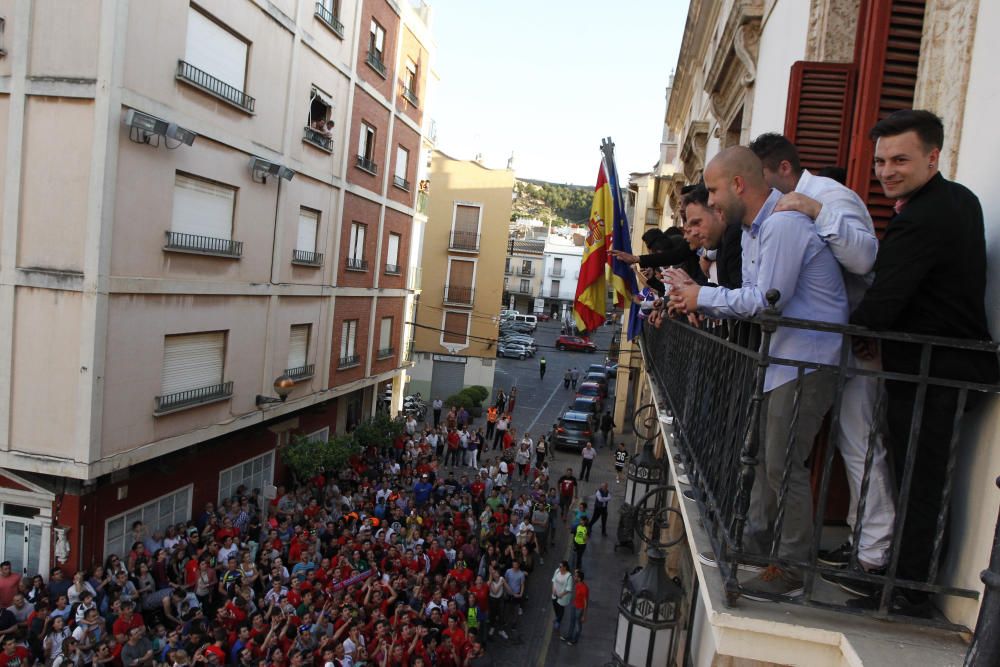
[665,147,848,601]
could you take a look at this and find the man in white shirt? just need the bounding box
[432,397,444,428]
[750,133,896,583]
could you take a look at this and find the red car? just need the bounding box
[536,313,551,321]
[556,335,597,352]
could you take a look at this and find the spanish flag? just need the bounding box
[574,163,613,332]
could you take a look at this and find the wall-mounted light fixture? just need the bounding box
[124,109,197,147]
[256,374,296,407]
[250,156,295,183]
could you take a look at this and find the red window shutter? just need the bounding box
[846,0,926,237]
[783,62,857,172]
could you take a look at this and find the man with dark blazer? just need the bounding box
[849,110,998,614]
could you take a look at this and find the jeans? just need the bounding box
[562,604,582,642]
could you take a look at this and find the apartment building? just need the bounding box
[502,238,544,314]
[409,151,513,401]
[0,0,435,576]
[540,233,583,321]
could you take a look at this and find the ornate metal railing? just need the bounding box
[377,347,395,359]
[314,2,344,37]
[356,155,378,175]
[284,364,315,380]
[385,263,401,275]
[366,51,386,77]
[401,85,419,107]
[176,60,255,113]
[393,175,411,191]
[303,126,333,152]
[443,284,474,306]
[338,354,360,369]
[345,257,368,271]
[448,230,480,252]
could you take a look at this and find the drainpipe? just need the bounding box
[964,476,1000,666]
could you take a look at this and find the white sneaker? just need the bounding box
[676,474,690,486]
[697,550,765,574]
[499,630,509,639]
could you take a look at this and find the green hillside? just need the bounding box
[512,178,592,226]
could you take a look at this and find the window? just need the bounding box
[553,258,563,276]
[168,173,240,256]
[450,204,481,251]
[551,280,561,297]
[347,222,367,270]
[157,332,229,413]
[0,18,5,57]
[287,324,311,377]
[402,59,418,105]
[521,260,532,275]
[385,233,401,273]
[293,208,322,265]
[378,317,393,357]
[505,258,511,274]
[357,123,377,173]
[218,452,274,504]
[520,279,530,293]
[314,0,344,36]
[180,7,253,112]
[304,427,329,444]
[340,320,359,367]
[443,312,469,345]
[393,146,410,190]
[304,88,334,152]
[445,259,474,305]
[369,19,385,59]
[104,486,191,559]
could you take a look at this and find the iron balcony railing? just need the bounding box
[403,340,414,364]
[443,284,474,306]
[176,60,255,113]
[164,231,242,258]
[504,265,513,275]
[377,347,395,359]
[512,285,534,295]
[356,155,378,175]
[345,257,368,271]
[393,175,411,191]
[338,354,360,369]
[548,267,565,277]
[292,249,323,266]
[639,292,1000,632]
[284,364,315,381]
[518,267,536,276]
[401,85,419,107]
[448,230,480,252]
[154,381,233,415]
[366,50,386,77]
[313,2,344,37]
[385,263,402,275]
[548,289,560,298]
[302,126,333,152]
[645,208,661,226]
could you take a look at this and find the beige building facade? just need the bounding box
[409,150,513,401]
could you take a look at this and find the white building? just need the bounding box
[541,233,583,320]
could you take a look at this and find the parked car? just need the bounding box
[587,363,614,379]
[569,396,600,418]
[555,335,597,352]
[497,342,532,359]
[583,372,609,396]
[575,382,605,410]
[536,312,551,321]
[553,409,597,450]
[501,322,535,335]
[500,309,518,320]
[500,335,536,352]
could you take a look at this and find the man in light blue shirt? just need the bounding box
[667,146,848,600]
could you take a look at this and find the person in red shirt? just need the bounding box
[447,561,474,587]
[0,637,29,667]
[112,601,145,641]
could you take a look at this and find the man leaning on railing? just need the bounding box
[664,146,849,601]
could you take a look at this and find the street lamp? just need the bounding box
[255,374,295,406]
[613,547,683,667]
[626,439,669,507]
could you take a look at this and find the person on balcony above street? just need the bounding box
[665,146,848,601]
[678,183,742,289]
[749,133,896,591]
[847,110,999,616]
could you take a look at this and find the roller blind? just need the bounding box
[395,146,408,180]
[341,321,357,359]
[171,174,235,240]
[297,209,318,253]
[288,324,309,370]
[454,204,479,233]
[185,7,248,92]
[443,312,468,344]
[161,332,225,395]
[387,233,400,266]
[379,317,392,350]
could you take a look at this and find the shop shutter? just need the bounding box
[288,325,309,370]
[847,0,926,236]
[185,7,248,92]
[161,332,225,396]
[783,62,857,171]
[171,174,235,240]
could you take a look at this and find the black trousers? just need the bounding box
[433,409,442,428]
[579,458,593,481]
[589,505,608,535]
[486,421,496,439]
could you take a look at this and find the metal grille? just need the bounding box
[302,126,333,152]
[176,60,255,113]
[292,249,323,266]
[284,364,315,380]
[356,155,378,174]
[313,2,344,36]
[164,231,242,258]
[393,175,411,191]
[155,381,233,415]
[448,231,480,252]
[345,257,368,271]
[338,355,360,369]
[366,51,386,77]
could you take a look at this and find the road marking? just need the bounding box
[525,379,563,435]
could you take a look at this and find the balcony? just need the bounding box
[176,60,255,114]
[401,85,419,107]
[377,347,395,359]
[517,267,536,277]
[385,263,402,275]
[284,364,315,381]
[416,191,428,215]
[636,300,1000,654]
[393,175,411,191]
[504,265,513,275]
[548,289,561,299]
[291,249,323,267]
[313,2,344,37]
[548,267,565,277]
[448,230,480,252]
[302,126,333,153]
[345,257,368,271]
[154,381,233,416]
[403,340,414,365]
[366,50,387,78]
[443,284,474,306]
[512,284,535,296]
[164,231,242,258]
[356,155,378,175]
[338,354,360,369]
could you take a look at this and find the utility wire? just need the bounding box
[406,321,621,354]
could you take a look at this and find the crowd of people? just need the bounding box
[612,109,997,617]
[0,386,618,667]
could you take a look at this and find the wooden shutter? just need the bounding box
[288,324,309,370]
[454,204,480,233]
[297,210,318,253]
[161,332,225,395]
[847,0,926,236]
[443,312,469,344]
[448,259,474,287]
[783,62,856,171]
[172,174,235,240]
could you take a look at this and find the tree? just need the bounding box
[282,433,358,483]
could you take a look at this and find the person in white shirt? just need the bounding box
[579,442,597,482]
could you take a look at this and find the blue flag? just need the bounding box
[602,148,642,341]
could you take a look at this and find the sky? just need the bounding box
[425,0,689,187]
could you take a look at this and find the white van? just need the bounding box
[510,313,537,329]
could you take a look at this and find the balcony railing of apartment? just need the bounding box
[548,289,560,298]
[377,347,395,359]
[154,381,233,416]
[645,208,661,226]
[284,364,315,381]
[448,230,480,252]
[403,340,414,364]
[164,231,243,258]
[427,118,438,144]
[291,249,323,266]
[504,266,513,275]
[303,126,333,152]
[393,175,411,191]
[407,266,422,291]
[345,257,368,271]
[401,86,419,107]
[366,50,387,78]
[313,2,345,37]
[416,191,428,215]
[338,354,360,369]
[385,263,402,275]
[517,267,536,277]
[639,292,1000,631]
[512,285,535,295]
[548,267,565,277]
[356,155,378,175]
[443,284,474,306]
[176,61,255,114]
